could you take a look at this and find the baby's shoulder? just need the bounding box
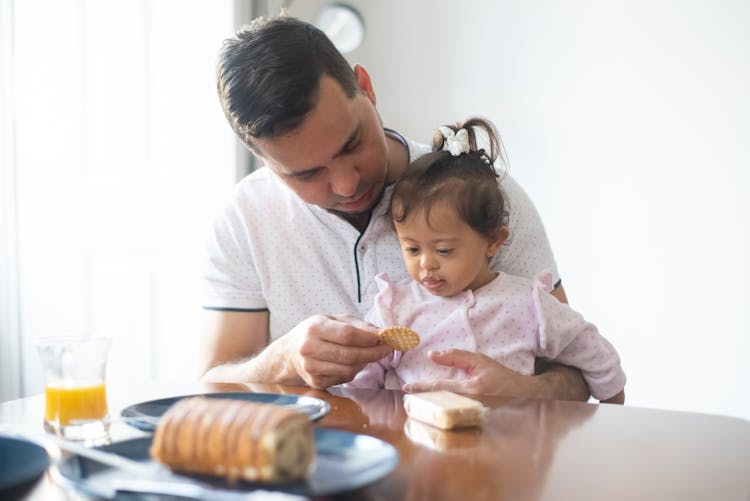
[489,271,534,293]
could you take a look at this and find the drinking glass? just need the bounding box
[34,336,111,442]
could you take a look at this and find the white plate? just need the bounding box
[57,428,398,497]
[120,392,330,432]
[0,435,49,493]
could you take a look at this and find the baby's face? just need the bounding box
[394,201,500,297]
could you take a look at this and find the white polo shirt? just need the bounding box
[202,132,559,341]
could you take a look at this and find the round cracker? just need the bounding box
[379,326,420,351]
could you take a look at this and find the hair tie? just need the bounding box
[438,126,471,156]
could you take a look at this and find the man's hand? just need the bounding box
[201,311,392,389]
[267,314,393,389]
[402,349,590,401]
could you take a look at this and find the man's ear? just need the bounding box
[487,226,511,257]
[353,64,376,105]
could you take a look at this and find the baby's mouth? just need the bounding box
[421,276,445,292]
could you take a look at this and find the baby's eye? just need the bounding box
[437,248,453,256]
[405,247,419,255]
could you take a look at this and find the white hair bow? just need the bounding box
[438,126,471,156]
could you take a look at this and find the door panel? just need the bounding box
[14,0,236,395]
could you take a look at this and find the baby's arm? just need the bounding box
[535,293,626,403]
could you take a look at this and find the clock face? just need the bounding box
[316,4,365,53]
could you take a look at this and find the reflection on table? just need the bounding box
[1,381,748,500]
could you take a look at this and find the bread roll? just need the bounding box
[150,396,314,482]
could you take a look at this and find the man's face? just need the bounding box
[253,75,389,215]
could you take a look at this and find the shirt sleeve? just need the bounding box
[201,194,267,310]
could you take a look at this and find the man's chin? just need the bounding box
[330,186,384,215]
[327,206,372,218]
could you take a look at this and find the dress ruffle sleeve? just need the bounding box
[364,272,396,327]
[346,273,397,389]
[531,271,626,400]
[530,271,554,350]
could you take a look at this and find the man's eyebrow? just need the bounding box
[287,165,323,178]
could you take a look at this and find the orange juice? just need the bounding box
[45,383,108,425]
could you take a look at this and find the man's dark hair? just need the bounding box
[216,15,360,151]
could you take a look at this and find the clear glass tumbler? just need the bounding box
[34,336,111,442]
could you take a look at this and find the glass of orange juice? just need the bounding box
[34,336,111,442]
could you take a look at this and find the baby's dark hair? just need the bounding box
[391,117,509,241]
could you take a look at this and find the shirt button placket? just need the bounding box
[360,238,376,304]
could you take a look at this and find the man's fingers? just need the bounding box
[298,358,365,389]
[317,343,392,366]
[316,319,382,348]
[292,314,394,389]
[297,340,391,387]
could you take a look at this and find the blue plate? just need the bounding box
[0,435,50,492]
[120,392,330,431]
[57,428,398,497]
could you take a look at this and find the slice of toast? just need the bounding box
[403,391,488,430]
[404,417,483,451]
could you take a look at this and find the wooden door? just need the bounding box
[11,0,237,395]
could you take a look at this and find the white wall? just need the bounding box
[0,0,22,401]
[6,1,747,420]
[289,0,750,419]
[4,0,237,400]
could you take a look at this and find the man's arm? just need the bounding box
[533,361,591,401]
[200,310,393,389]
[199,310,301,384]
[601,390,625,404]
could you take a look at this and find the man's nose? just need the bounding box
[330,164,360,198]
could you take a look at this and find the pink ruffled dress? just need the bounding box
[347,272,626,400]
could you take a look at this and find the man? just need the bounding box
[201,14,589,400]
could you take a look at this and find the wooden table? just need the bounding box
[1,381,749,500]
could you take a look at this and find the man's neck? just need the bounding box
[384,129,409,185]
[334,130,408,233]
[340,211,372,233]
